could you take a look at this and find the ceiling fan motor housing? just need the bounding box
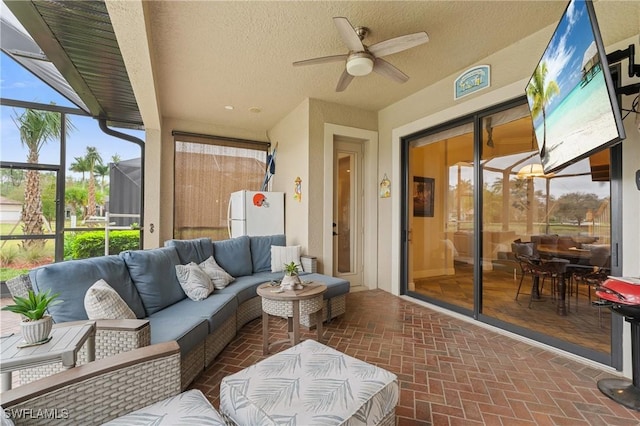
[346,52,374,76]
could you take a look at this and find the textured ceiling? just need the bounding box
[145,0,639,135]
[6,1,640,136]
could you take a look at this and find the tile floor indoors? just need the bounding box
[2,290,640,425]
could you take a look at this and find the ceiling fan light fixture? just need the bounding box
[346,54,374,76]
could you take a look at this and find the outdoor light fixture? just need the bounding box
[346,53,374,76]
[517,163,547,178]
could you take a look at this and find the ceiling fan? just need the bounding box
[293,17,429,92]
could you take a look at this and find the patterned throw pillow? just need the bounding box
[199,256,235,290]
[271,245,302,272]
[175,263,214,301]
[84,279,137,320]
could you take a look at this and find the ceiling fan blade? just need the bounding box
[368,32,429,57]
[336,69,354,92]
[333,17,364,52]
[293,54,348,67]
[373,58,409,83]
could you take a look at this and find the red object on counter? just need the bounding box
[596,277,640,306]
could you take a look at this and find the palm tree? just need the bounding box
[12,108,65,249]
[526,61,560,157]
[84,146,103,218]
[94,164,110,191]
[110,153,121,164]
[65,186,88,219]
[69,156,91,182]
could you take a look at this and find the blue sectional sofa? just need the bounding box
[14,234,350,389]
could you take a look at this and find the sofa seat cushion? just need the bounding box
[122,247,185,316]
[249,234,286,273]
[29,255,145,323]
[212,235,252,277]
[215,272,285,304]
[147,310,208,356]
[162,293,238,333]
[300,273,350,299]
[104,389,226,426]
[164,237,213,264]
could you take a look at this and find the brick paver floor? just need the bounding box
[189,289,640,425]
[3,290,639,424]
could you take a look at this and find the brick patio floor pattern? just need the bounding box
[189,289,640,425]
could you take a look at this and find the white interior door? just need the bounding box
[333,140,363,287]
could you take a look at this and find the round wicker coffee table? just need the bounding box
[257,282,327,355]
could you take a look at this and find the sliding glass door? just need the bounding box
[405,121,475,313]
[402,99,618,364]
[480,105,612,357]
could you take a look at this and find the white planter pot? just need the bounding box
[21,315,53,344]
[281,274,302,290]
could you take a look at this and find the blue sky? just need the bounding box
[1,51,143,174]
[533,0,598,114]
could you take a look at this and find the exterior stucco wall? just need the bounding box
[270,98,376,273]
[308,99,377,271]
[269,100,311,251]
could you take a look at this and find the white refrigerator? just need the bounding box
[228,190,285,238]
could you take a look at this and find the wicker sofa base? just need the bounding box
[236,296,262,330]
[204,315,237,366]
[2,342,182,426]
[17,319,151,386]
[181,342,205,389]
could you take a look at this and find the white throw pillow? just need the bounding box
[84,279,136,320]
[271,245,302,273]
[199,256,234,290]
[175,263,214,301]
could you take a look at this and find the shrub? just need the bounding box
[19,246,47,264]
[67,230,140,259]
[0,246,19,266]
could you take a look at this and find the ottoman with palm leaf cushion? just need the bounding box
[220,339,398,426]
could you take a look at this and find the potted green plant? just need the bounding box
[281,261,302,290]
[2,289,62,344]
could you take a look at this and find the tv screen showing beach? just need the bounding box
[525,0,625,174]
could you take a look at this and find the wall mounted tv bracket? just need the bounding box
[607,44,640,96]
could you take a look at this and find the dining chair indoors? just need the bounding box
[512,242,536,301]
[570,245,611,311]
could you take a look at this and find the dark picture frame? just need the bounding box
[413,176,434,217]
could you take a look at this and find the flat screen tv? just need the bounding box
[525,0,625,174]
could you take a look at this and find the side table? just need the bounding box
[1,321,96,391]
[257,282,326,355]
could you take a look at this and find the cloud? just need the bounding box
[0,80,40,90]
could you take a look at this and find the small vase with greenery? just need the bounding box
[281,261,302,290]
[2,289,62,344]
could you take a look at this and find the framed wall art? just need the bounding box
[413,176,434,217]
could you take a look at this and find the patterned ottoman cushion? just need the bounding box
[220,339,398,426]
[103,389,225,425]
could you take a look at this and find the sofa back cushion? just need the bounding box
[121,246,185,315]
[164,238,213,264]
[212,235,252,277]
[250,234,286,273]
[29,255,145,323]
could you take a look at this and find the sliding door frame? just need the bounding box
[400,96,623,369]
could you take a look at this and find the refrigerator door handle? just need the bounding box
[227,198,232,238]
